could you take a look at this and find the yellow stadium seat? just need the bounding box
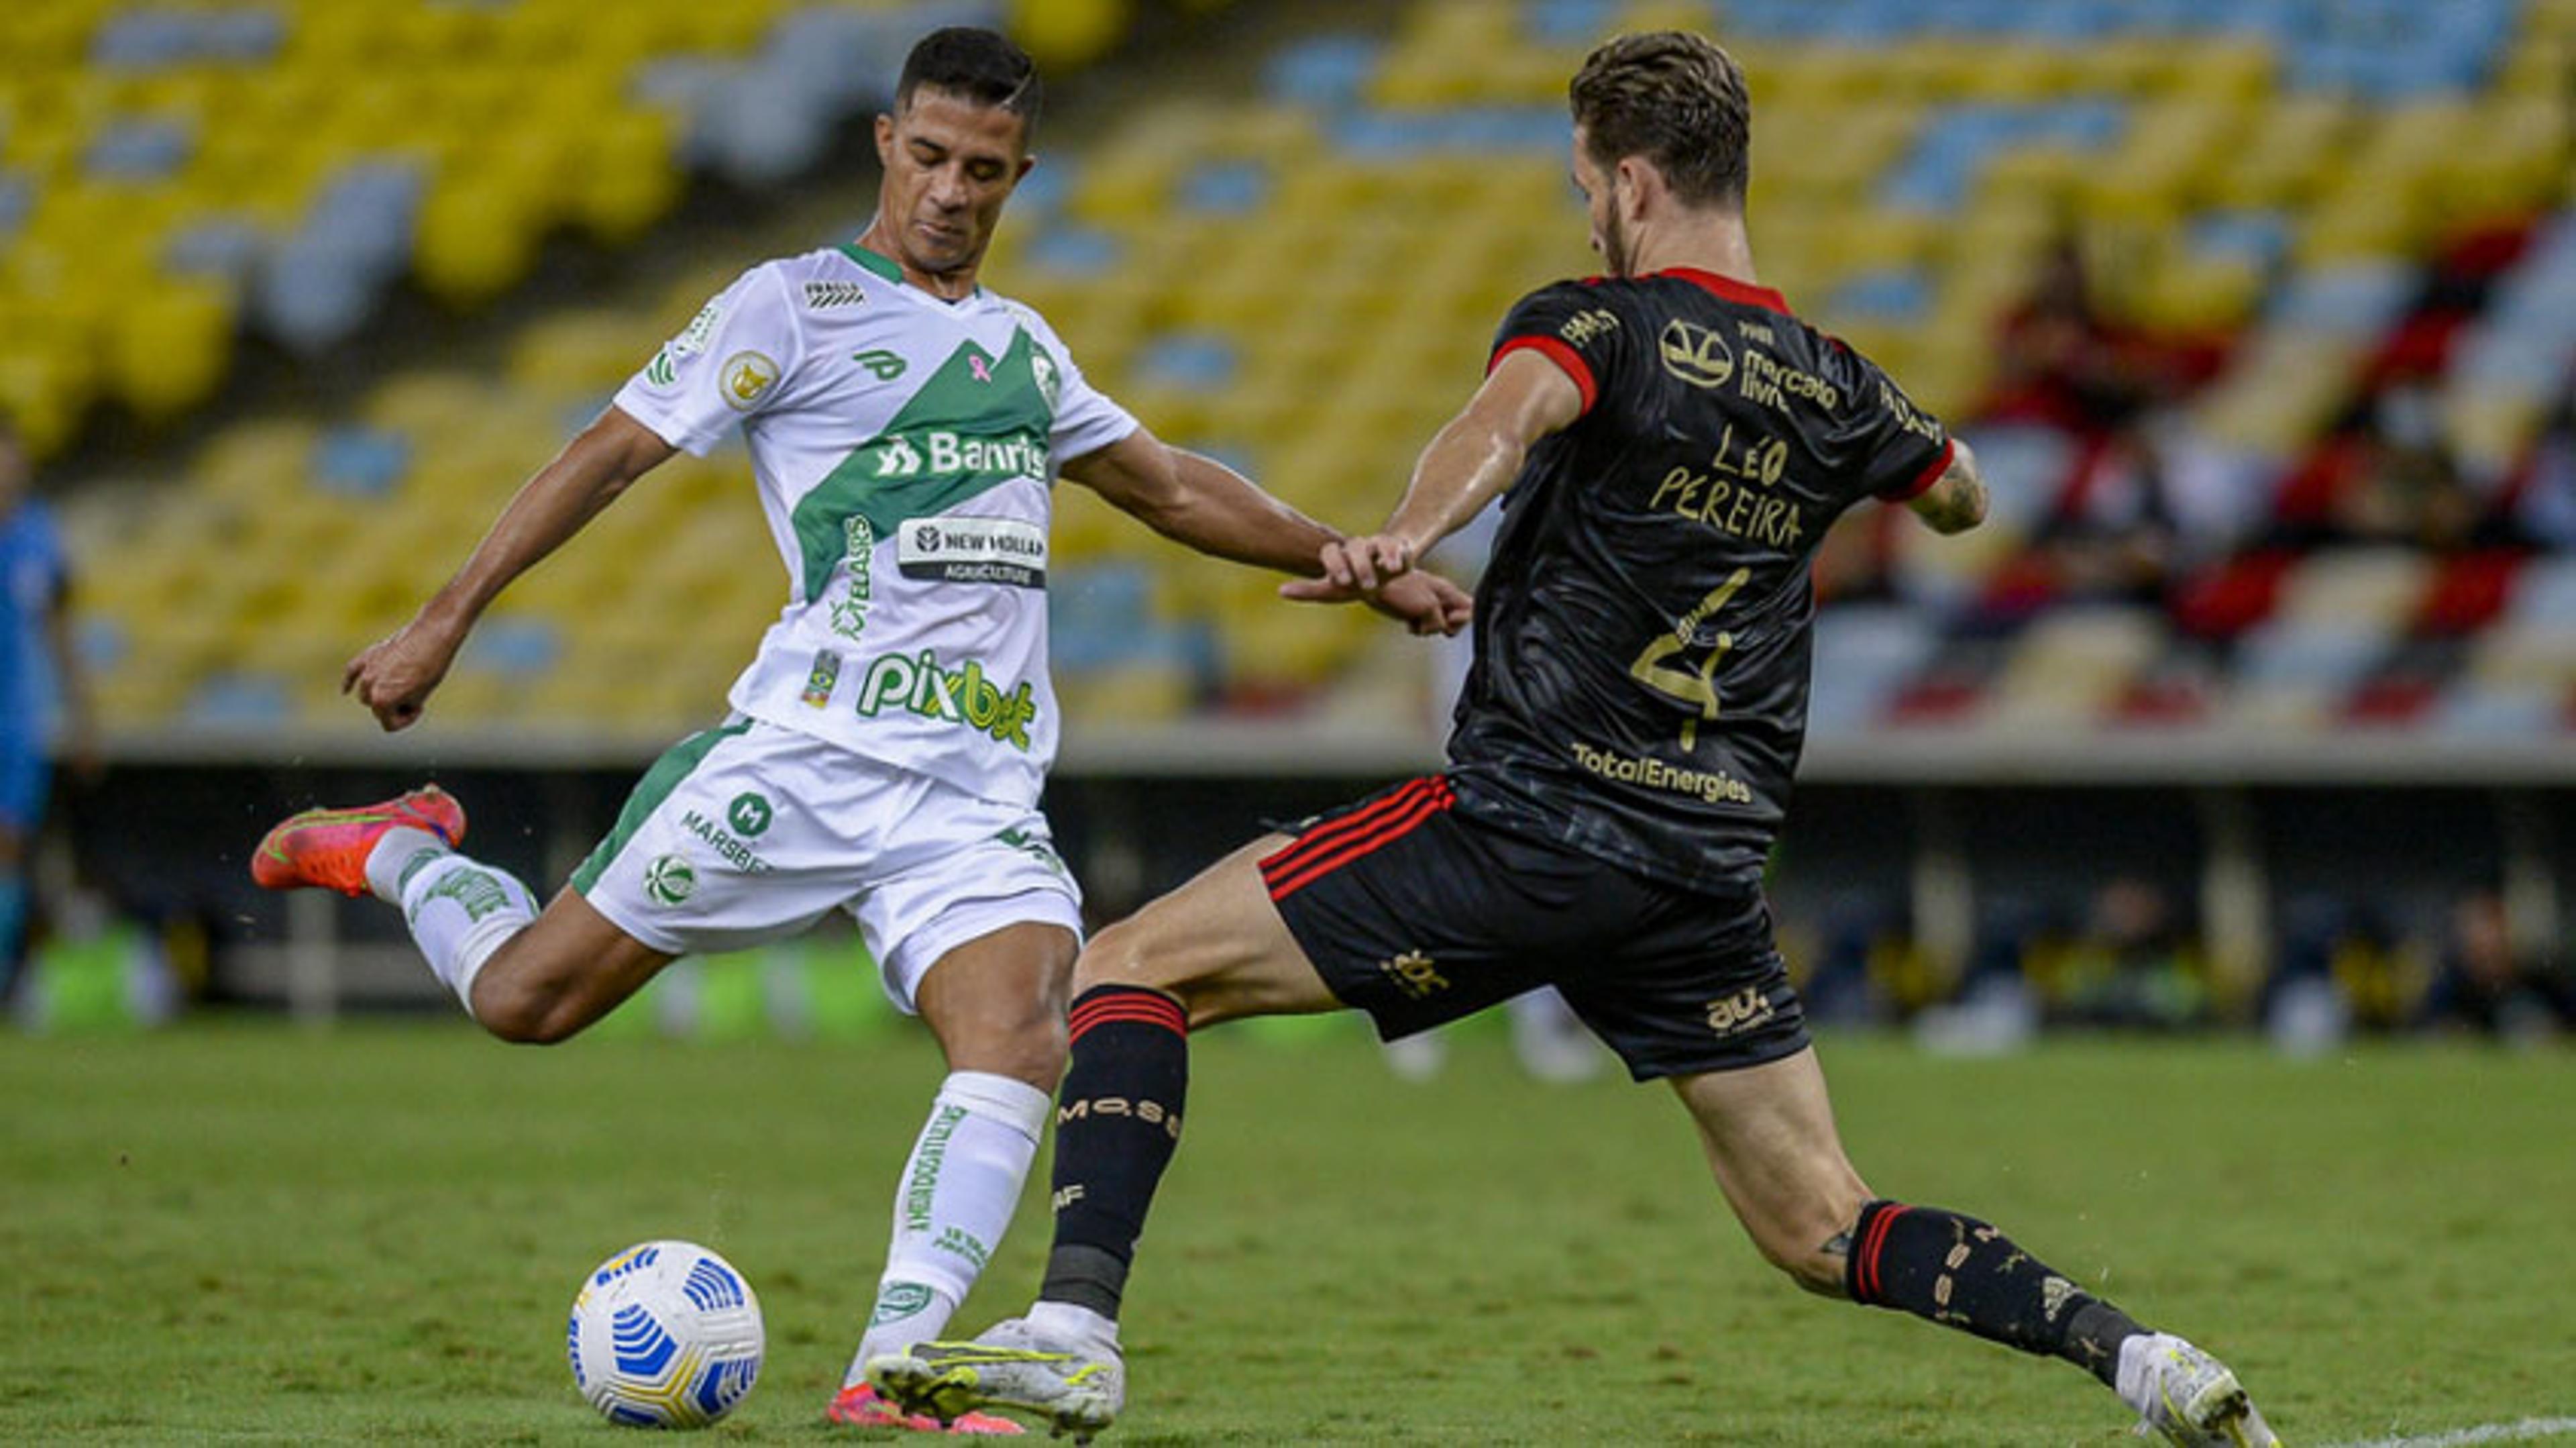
[573,109,684,245]
[363,371,495,440]
[2192,334,2365,456]
[2440,388,2549,479]
[1992,607,2164,726]
[108,275,235,421]
[414,170,544,307]
[1057,659,1196,727]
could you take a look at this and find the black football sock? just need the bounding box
[1036,984,1190,1323]
[1844,1199,2145,1387]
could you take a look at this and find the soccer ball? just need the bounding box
[567,1240,764,1428]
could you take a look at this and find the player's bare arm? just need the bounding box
[1063,427,1472,636]
[1286,347,1584,598]
[344,406,676,731]
[1907,435,1986,535]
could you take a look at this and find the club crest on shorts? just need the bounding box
[643,854,697,907]
[1379,949,1448,1000]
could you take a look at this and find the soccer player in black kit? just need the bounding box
[875,31,2282,1447]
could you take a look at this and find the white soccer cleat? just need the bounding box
[2121,1333,2283,1447]
[867,1318,1124,1443]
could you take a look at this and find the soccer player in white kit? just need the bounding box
[251,28,1470,1434]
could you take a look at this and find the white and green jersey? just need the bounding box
[612,243,1138,810]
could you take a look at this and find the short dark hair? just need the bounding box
[1569,32,1750,209]
[898,27,1042,140]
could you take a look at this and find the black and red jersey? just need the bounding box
[1444,268,1953,894]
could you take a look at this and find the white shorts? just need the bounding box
[571,717,1083,1012]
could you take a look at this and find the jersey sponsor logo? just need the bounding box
[1379,949,1450,1001]
[853,647,1041,751]
[852,347,906,380]
[803,279,867,309]
[643,854,698,906]
[1737,349,1840,412]
[1030,350,1060,409]
[866,429,1049,484]
[829,516,874,637]
[726,791,773,837]
[671,299,723,360]
[1704,985,1776,1037]
[1736,319,1775,345]
[1570,739,1754,805]
[1559,308,1620,347]
[996,825,1069,878]
[1880,378,1943,442]
[897,515,1048,588]
[676,809,773,874]
[720,350,780,410]
[1659,319,1735,389]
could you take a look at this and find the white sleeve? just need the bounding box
[612,264,807,457]
[1032,323,1139,464]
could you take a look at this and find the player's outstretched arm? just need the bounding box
[344,407,676,731]
[1282,347,1582,600]
[1907,436,1986,535]
[1061,427,1471,635]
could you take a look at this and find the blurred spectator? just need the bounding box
[2027,418,2185,607]
[0,417,97,1005]
[2413,889,2572,1043]
[2049,876,2208,1030]
[1988,236,2151,436]
[1913,894,2048,1056]
[2326,381,2502,554]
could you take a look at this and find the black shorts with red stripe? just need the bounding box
[1258,774,1810,1081]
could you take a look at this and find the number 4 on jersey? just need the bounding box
[1629,567,1752,751]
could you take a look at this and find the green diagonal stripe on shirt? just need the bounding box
[790,326,1059,601]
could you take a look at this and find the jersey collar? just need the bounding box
[838,242,984,303]
[1654,266,1790,315]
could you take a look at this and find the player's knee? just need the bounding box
[927,986,1069,1090]
[1072,915,1189,1000]
[976,1003,1069,1089]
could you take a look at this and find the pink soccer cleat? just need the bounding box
[250,786,466,897]
[827,1382,1026,1435]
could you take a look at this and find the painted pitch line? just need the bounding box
[2324,1417,2576,1448]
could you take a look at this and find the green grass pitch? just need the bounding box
[5,1018,2571,1443]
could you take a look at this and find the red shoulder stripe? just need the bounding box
[1489,335,1598,415]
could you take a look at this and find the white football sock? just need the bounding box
[845,1070,1049,1385]
[364,827,449,905]
[372,837,539,1020]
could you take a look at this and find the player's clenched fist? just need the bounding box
[342,620,460,731]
